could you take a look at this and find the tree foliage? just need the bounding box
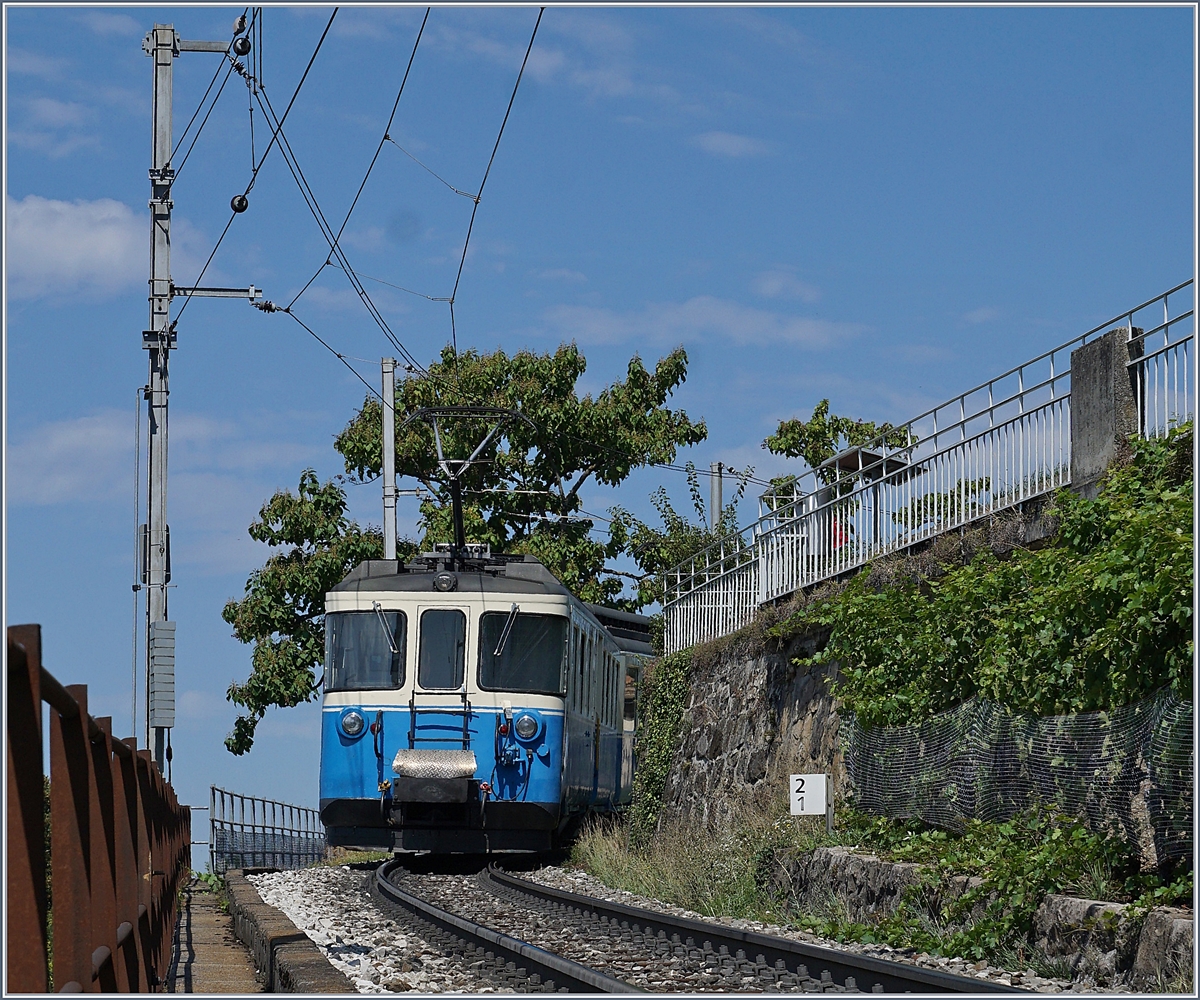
[221,343,707,751]
[220,471,413,754]
[610,461,754,609]
[763,398,911,486]
[334,343,706,602]
[778,425,1194,727]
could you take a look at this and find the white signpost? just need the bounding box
[790,773,833,834]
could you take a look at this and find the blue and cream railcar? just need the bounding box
[319,551,650,853]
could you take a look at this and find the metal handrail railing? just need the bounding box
[7,623,191,992]
[662,281,1194,654]
[209,785,326,873]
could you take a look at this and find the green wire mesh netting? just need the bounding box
[843,689,1193,868]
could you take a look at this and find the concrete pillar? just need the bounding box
[1069,327,1143,498]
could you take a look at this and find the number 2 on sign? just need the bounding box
[789,773,826,816]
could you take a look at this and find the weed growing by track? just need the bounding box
[572,805,1193,968]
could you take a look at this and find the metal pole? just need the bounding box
[710,461,723,530]
[144,23,176,773]
[141,22,256,774]
[382,358,397,560]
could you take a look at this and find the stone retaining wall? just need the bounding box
[774,847,1193,989]
[659,629,842,830]
[224,868,356,992]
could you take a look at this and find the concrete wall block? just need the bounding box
[224,869,355,992]
[1069,327,1143,496]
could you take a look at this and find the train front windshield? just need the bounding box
[478,611,567,694]
[325,611,406,691]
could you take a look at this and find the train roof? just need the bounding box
[330,552,655,656]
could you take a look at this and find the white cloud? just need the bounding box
[26,96,88,127]
[964,306,1000,324]
[543,295,864,348]
[693,131,770,158]
[535,268,587,283]
[6,410,130,506]
[6,48,70,80]
[5,195,210,300]
[78,11,142,36]
[7,131,101,159]
[178,690,229,721]
[753,269,821,302]
[6,195,142,298]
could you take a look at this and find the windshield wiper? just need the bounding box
[493,603,520,657]
[372,601,399,654]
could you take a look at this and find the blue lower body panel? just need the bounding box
[320,703,566,853]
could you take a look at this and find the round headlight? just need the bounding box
[433,571,457,592]
[341,710,365,737]
[514,714,538,740]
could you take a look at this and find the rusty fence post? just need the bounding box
[6,625,48,992]
[116,738,145,991]
[50,683,95,992]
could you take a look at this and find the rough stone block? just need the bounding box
[1131,906,1193,988]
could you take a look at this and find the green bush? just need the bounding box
[776,425,1193,726]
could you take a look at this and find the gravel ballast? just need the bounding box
[523,865,1133,994]
[249,867,515,993]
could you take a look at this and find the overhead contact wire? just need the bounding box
[288,7,431,312]
[173,7,337,328]
[254,86,426,372]
[447,6,544,363]
[284,309,384,401]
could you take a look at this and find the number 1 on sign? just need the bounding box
[789,773,827,816]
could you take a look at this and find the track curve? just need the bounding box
[483,864,1027,994]
[372,860,637,993]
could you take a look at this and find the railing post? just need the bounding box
[6,625,48,992]
[118,737,147,991]
[89,718,120,991]
[50,683,95,992]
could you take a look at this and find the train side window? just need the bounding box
[585,633,595,720]
[418,608,466,689]
[325,611,406,691]
[582,632,592,717]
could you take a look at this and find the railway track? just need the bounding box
[371,860,1025,993]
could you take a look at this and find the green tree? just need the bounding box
[221,343,706,751]
[220,471,414,754]
[610,461,753,609]
[763,398,912,489]
[334,343,706,603]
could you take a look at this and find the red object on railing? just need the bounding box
[6,624,191,992]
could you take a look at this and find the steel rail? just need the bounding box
[373,861,639,993]
[486,866,1025,995]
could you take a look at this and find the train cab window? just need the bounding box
[325,611,406,691]
[478,612,567,694]
[418,609,466,689]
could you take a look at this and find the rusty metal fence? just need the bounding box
[7,623,191,992]
[209,785,326,874]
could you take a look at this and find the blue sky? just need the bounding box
[5,5,1194,828]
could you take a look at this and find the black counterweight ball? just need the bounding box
[231,194,249,213]
[233,36,252,56]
